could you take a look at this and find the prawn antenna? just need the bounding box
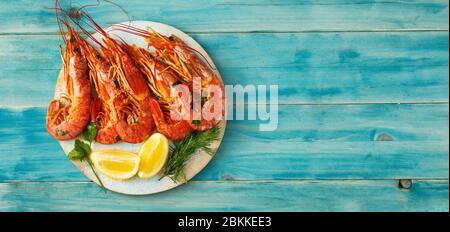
[112,24,217,71]
[55,0,68,43]
[71,0,132,39]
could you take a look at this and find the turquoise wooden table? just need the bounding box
[0,0,448,212]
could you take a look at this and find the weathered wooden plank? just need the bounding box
[0,180,447,212]
[0,32,448,107]
[0,104,447,181]
[0,0,448,34]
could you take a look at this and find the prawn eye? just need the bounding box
[68,7,80,21]
[168,36,174,41]
[74,48,79,52]
[96,54,100,59]
[69,37,75,43]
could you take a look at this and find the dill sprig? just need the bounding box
[163,125,221,182]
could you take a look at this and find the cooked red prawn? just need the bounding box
[82,17,154,143]
[46,4,90,140]
[113,24,225,131]
[121,43,191,141]
[102,38,154,143]
[65,5,154,143]
[74,31,121,144]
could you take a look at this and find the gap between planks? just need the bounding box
[215,2,449,7]
[1,178,448,184]
[1,102,448,110]
[0,29,448,36]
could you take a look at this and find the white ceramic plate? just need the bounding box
[57,21,226,195]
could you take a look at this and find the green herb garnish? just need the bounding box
[201,96,208,104]
[56,128,68,136]
[171,80,182,87]
[192,119,201,125]
[114,79,120,89]
[82,122,98,144]
[68,139,91,160]
[67,123,106,192]
[163,125,221,182]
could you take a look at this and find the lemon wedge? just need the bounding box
[138,133,169,178]
[90,150,140,180]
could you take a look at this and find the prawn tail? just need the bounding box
[149,98,191,141]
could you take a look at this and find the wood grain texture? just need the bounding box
[0,0,448,34]
[0,0,448,212]
[0,104,447,181]
[0,180,448,212]
[0,32,448,107]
